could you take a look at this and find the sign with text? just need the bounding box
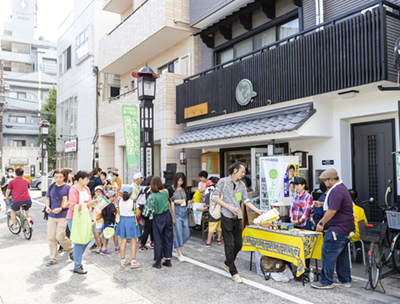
[122,105,140,169]
[64,138,77,153]
[184,102,209,119]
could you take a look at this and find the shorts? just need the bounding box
[93,222,103,233]
[115,216,141,240]
[11,200,32,212]
[209,221,222,233]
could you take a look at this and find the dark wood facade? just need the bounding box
[176,2,400,124]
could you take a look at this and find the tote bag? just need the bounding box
[209,179,227,220]
[70,204,94,245]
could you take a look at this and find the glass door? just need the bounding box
[251,148,268,191]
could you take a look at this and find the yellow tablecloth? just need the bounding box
[242,226,323,276]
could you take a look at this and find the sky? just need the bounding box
[0,0,73,42]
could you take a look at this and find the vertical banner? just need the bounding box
[261,160,289,209]
[122,105,140,170]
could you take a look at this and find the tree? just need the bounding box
[38,85,57,170]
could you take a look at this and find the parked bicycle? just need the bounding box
[359,197,400,290]
[7,203,33,240]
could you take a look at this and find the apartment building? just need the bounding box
[0,0,57,177]
[98,0,201,184]
[168,0,400,219]
[56,0,120,172]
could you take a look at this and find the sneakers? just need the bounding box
[100,249,111,255]
[172,251,178,258]
[311,281,334,289]
[115,246,120,253]
[131,260,142,269]
[93,247,101,254]
[177,254,186,262]
[222,263,230,274]
[89,243,97,251]
[139,245,148,251]
[204,243,211,247]
[150,242,154,249]
[216,239,222,245]
[152,260,162,269]
[120,260,130,268]
[46,261,58,267]
[231,274,243,283]
[73,266,87,275]
[334,279,351,288]
[162,259,172,267]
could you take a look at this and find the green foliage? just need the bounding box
[38,85,57,170]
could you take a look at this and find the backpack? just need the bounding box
[259,256,286,280]
[88,177,97,197]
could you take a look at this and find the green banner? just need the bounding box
[122,105,140,169]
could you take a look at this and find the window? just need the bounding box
[17,92,26,99]
[59,46,72,75]
[11,62,32,73]
[7,140,26,147]
[158,59,177,75]
[56,96,78,140]
[110,86,120,98]
[11,42,30,54]
[131,80,135,89]
[76,27,90,64]
[216,17,299,65]
[8,115,26,123]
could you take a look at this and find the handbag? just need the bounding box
[70,204,94,245]
[188,207,196,227]
[168,198,176,225]
[209,179,227,220]
[259,256,285,280]
[43,182,56,220]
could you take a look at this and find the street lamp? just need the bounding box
[38,120,50,196]
[180,148,188,180]
[132,64,159,177]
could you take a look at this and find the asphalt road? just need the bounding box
[0,189,400,304]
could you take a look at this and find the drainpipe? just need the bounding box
[315,0,320,25]
[319,0,324,24]
[92,66,99,169]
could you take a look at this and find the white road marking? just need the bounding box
[185,257,314,304]
[31,199,45,206]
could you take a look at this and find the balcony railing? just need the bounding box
[176,0,400,124]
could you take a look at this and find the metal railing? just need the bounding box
[108,0,149,35]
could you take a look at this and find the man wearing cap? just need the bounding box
[131,173,145,202]
[311,168,355,289]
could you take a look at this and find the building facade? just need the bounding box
[56,0,120,173]
[0,0,57,178]
[98,0,202,184]
[169,0,400,220]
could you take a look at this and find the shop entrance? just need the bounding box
[352,119,395,222]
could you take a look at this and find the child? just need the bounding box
[100,190,119,255]
[116,185,142,268]
[91,185,104,253]
[204,179,222,247]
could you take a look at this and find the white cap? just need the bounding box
[133,172,145,180]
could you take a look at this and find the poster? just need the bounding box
[263,161,288,205]
[194,210,202,225]
[122,105,140,169]
[284,164,299,198]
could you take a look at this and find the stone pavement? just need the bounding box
[0,190,400,304]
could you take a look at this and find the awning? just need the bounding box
[168,102,316,147]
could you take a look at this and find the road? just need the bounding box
[0,189,400,304]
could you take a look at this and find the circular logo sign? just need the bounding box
[235,79,257,106]
[269,169,278,179]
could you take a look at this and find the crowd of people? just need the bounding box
[1,163,365,288]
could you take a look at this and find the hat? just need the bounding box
[109,167,118,174]
[121,184,133,194]
[133,172,145,180]
[105,190,117,198]
[319,168,338,180]
[206,181,214,188]
[94,185,103,192]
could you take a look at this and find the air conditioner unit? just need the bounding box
[113,74,121,80]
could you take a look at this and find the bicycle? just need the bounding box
[7,204,33,240]
[360,197,400,291]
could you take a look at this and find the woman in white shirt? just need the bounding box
[116,185,142,269]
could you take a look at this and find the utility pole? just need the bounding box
[0,60,6,175]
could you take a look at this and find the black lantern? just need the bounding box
[132,64,159,177]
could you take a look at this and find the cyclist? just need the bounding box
[4,167,32,230]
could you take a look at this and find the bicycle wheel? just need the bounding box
[383,230,395,266]
[392,235,400,273]
[7,216,21,235]
[369,243,381,290]
[23,219,32,240]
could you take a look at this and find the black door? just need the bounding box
[352,120,395,222]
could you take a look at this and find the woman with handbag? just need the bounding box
[66,170,96,274]
[167,172,190,262]
[142,177,174,269]
[212,162,263,284]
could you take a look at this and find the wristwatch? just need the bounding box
[318,221,325,226]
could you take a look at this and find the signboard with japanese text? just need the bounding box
[64,138,77,153]
[122,105,140,169]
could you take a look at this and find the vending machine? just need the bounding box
[259,156,299,211]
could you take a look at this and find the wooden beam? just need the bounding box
[239,13,252,31]
[219,23,232,40]
[200,34,214,48]
[292,0,302,7]
[261,0,275,20]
